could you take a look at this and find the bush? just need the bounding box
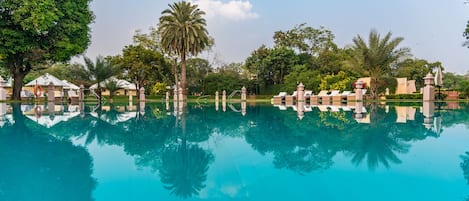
[386,93,423,99]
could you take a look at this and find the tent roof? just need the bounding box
[25,73,67,87]
[62,80,80,90]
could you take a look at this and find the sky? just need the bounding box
[84,0,469,74]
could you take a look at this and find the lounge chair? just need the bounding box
[321,90,339,104]
[310,90,328,104]
[273,92,287,104]
[304,90,313,104]
[20,90,34,101]
[285,91,297,105]
[347,89,367,102]
[304,104,313,112]
[332,91,352,104]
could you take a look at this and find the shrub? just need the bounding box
[385,93,423,99]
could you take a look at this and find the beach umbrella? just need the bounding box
[434,66,444,87]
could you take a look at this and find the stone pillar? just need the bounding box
[354,101,364,119]
[423,73,435,102]
[48,82,54,102]
[297,101,305,120]
[422,101,435,129]
[79,84,85,102]
[241,86,247,102]
[178,87,183,102]
[215,91,219,111]
[129,90,133,103]
[222,90,226,103]
[297,82,305,102]
[0,81,5,101]
[79,101,85,118]
[355,80,364,102]
[166,91,170,102]
[139,87,145,102]
[173,86,178,103]
[241,101,247,116]
[0,103,6,127]
[48,101,55,117]
[139,101,145,116]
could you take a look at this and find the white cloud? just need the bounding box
[190,0,259,21]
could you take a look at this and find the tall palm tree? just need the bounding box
[159,1,212,100]
[83,56,119,103]
[350,30,410,99]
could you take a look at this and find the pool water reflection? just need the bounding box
[0,102,469,201]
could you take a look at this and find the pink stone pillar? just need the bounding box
[48,82,54,102]
[297,82,305,102]
[355,80,364,102]
[423,73,435,101]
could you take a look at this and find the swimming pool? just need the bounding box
[0,102,468,201]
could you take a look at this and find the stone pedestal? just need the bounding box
[422,101,435,129]
[355,80,364,102]
[178,87,183,102]
[215,91,219,103]
[173,86,178,103]
[241,86,247,102]
[139,87,145,102]
[297,83,305,102]
[297,101,305,120]
[79,84,85,102]
[166,91,169,102]
[241,101,246,116]
[423,73,435,102]
[222,90,226,103]
[48,82,54,102]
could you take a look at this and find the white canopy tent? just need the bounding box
[25,73,67,87]
[62,80,80,90]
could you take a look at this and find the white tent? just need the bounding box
[62,80,80,90]
[24,105,80,128]
[25,73,67,86]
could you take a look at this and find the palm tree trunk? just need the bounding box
[181,53,187,101]
[370,77,378,100]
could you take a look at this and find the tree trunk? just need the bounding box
[97,87,102,103]
[173,58,178,88]
[12,70,27,101]
[181,53,187,101]
[370,77,379,100]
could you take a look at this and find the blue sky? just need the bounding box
[85,0,469,74]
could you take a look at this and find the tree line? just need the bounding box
[1,1,469,101]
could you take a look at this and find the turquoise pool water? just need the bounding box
[1,102,469,201]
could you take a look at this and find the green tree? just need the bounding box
[0,0,94,100]
[112,44,169,92]
[186,58,212,94]
[104,79,119,103]
[349,30,410,99]
[244,46,298,92]
[83,56,119,103]
[159,1,212,100]
[273,23,335,56]
[395,58,441,89]
[319,71,355,91]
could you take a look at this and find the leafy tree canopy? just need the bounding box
[0,0,94,100]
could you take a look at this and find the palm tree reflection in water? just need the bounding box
[160,143,213,198]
